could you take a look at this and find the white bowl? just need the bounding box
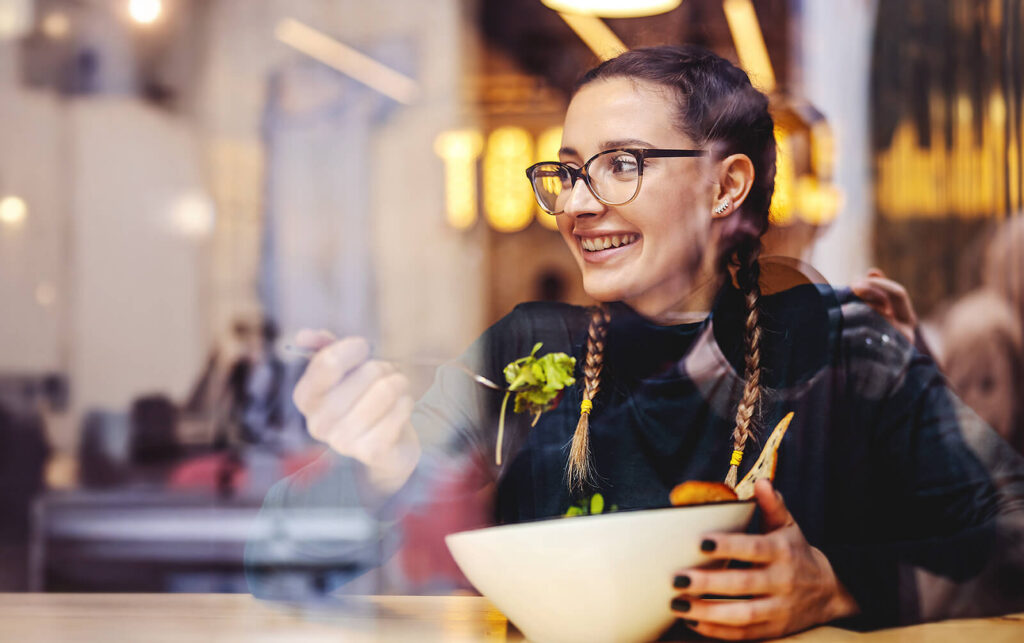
[445,501,755,643]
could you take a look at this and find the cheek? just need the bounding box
[556,218,579,255]
[641,205,712,270]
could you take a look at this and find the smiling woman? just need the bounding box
[249,45,1024,641]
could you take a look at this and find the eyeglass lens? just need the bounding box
[530,150,641,213]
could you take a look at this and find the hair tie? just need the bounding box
[580,399,593,414]
[730,449,744,467]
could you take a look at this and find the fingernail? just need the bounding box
[684,619,699,627]
[671,598,691,613]
[700,539,716,552]
[673,575,691,589]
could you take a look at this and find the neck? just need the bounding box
[626,270,725,326]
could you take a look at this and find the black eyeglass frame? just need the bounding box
[525,148,709,214]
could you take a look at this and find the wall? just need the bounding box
[800,0,878,286]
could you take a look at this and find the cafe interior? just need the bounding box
[1,0,1024,639]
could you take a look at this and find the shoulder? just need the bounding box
[499,301,593,338]
[714,258,917,392]
[467,302,592,376]
[835,287,918,399]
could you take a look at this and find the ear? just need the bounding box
[711,153,755,219]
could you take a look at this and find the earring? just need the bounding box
[713,200,731,215]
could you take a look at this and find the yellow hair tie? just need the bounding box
[580,399,593,414]
[730,449,744,466]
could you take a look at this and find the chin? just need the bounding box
[580,274,636,304]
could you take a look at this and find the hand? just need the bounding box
[670,480,859,640]
[850,267,918,344]
[291,330,420,494]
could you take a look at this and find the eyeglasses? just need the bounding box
[525,148,708,215]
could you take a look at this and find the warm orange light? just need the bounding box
[534,127,564,230]
[542,0,681,18]
[483,127,535,233]
[435,130,485,230]
[769,127,794,225]
[722,0,776,93]
[557,13,627,61]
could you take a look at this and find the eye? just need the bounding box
[609,153,639,175]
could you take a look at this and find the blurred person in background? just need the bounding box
[938,290,1023,453]
[184,316,290,448]
[250,45,1024,639]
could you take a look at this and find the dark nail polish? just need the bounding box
[700,538,716,552]
[671,598,691,613]
[673,574,691,589]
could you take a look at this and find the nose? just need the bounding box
[562,175,606,218]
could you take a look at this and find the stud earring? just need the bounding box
[713,200,731,215]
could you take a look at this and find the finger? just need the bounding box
[333,372,410,446]
[304,360,398,442]
[699,532,781,564]
[865,276,916,323]
[292,337,371,412]
[866,267,886,278]
[671,595,779,627]
[673,567,774,597]
[850,283,890,310]
[754,479,793,531]
[684,618,783,641]
[347,394,415,466]
[293,328,337,351]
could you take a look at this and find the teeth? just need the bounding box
[581,234,639,252]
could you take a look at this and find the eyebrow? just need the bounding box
[558,138,655,158]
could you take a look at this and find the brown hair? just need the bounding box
[564,45,776,491]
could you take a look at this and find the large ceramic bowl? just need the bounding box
[445,501,755,643]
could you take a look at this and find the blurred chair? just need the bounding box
[0,399,50,590]
[78,410,131,488]
[130,394,181,465]
[939,290,1024,453]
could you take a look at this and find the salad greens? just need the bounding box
[563,492,617,517]
[495,342,576,466]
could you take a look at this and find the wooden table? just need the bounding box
[0,593,1021,642]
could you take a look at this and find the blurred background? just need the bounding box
[0,0,1022,596]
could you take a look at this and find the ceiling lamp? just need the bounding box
[541,0,682,18]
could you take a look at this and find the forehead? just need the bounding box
[561,77,691,156]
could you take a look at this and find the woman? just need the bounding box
[259,46,1024,639]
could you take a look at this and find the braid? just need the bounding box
[724,252,763,488]
[566,305,610,492]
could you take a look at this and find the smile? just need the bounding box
[579,234,641,253]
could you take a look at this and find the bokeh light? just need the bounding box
[128,0,162,26]
[0,195,28,226]
[42,12,71,39]
[170,192,215,238]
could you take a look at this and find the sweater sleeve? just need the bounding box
[245,303,577,597]
[821,299,1024,629]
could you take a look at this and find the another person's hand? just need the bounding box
[851,267,918,344]
[670,479,859,640]
[291,330,420,494]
